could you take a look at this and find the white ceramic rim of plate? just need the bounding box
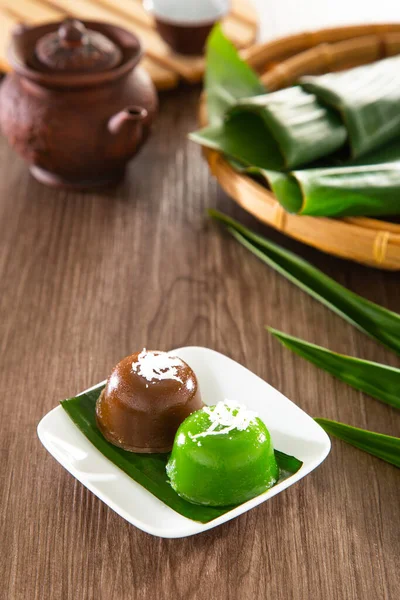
[37,346,331,538]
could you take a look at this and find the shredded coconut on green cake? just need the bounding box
[132,349,184,383]
[189,401,257,440]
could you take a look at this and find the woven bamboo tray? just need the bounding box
[0,0,258,90]
[200,24,400,270]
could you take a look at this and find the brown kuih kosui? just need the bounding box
[96,349,203,453]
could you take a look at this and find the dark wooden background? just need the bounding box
[0,85,399,600]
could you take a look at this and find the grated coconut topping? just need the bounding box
[132,348,184,384]
[189,400,257,440]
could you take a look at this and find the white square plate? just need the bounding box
[37,346,330,538]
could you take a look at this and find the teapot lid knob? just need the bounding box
[58,19,88,48]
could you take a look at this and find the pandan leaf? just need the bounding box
[61,386,302,523]
[209,210,400,356]
[315,418,400,468]
[268,328,400,410]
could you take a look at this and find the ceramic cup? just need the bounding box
[144,0,230,55]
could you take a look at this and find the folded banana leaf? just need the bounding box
[192,28,400,217]
[194,109,400,217]
[251,156,400,217]
[268,328,400,409]
[61,385,303,523]
[301,54,400,158]
[191,113,286,171]
[209,210,400,355]
[205,24,265,124]
[227,87,347,169]
[315,418,400,468]
[192,130,400,217]
[291,161,400,217]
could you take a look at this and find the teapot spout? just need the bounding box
[108,106,148,145]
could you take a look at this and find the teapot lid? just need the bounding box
[35,18,122,73]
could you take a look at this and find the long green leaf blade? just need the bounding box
[61,385,302,523]
[209,210,400,355]
[315,418,400,468]
[268,327,400,409]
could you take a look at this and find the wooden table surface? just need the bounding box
[1,80,400,600]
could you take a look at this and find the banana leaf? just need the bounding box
[61,385,303,523]
[192,28,400,217]
[193,110,400,217]
[301,54,400,158]
[248,156,400,217]
[192,133,400,217]
[227,87,347,169]
[209,210,400,355]
[205,24,265,124]
[315,418,400,468]
[268,328,400,410]
[192,117,400,217]
[289,161,400,217]
[190,113,285,171]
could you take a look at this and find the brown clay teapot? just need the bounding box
[0,19,158,189]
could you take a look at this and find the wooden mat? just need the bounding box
[0,0,258,89]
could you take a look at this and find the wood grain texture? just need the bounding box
[0,87,399,600]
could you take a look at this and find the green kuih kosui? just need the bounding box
[166,401,278,507]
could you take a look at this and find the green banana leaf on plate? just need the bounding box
[61,386,303,523]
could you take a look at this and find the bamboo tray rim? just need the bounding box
[199,23,400,270]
